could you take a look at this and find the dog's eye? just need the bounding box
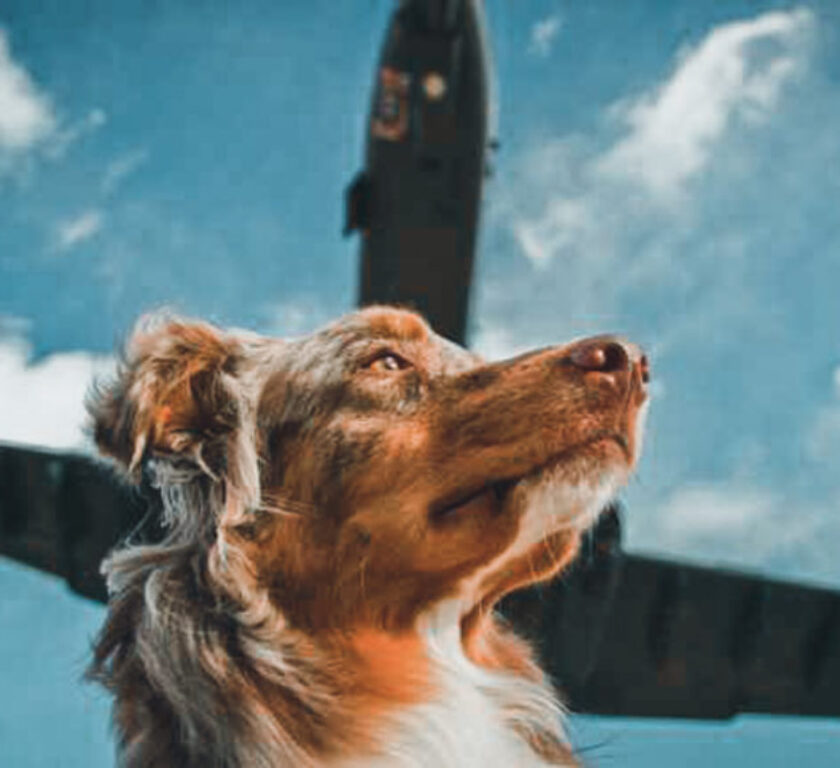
[364,351,411,372]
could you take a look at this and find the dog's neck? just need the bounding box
[96,542,575,767]
[329,600,574,767]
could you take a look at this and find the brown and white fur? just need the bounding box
[87,305,649,767]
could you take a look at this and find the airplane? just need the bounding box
[1,0,839,720]
[345,0,497,345]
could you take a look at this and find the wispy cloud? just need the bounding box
[55,209,104,252]
[473,7,840,584]
[805,365,840,463]
[652,483,780,551]
[471,321,529,361]
[634,480,840,586]
[0,320,112,451]
[101,147,149,195]
[261,297,334,338]
[46,107,107,160]
[529,14,562,58]
[595,8,814,201]
[0,28,55,154]
[0,27,105,177]
[507,7,815,273]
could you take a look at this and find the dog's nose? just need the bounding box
[568,336,649,384]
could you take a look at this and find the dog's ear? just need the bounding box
[89,317,244,482]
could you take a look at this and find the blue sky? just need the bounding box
[3,558,839,766]
[0,1,839,762]
[2,0,837,585]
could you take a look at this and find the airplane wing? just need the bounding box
[2,443,838,718]
[0,444,146,602]
[504,507,840,718]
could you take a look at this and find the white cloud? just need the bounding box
[0,28,55,153]
[471,7,840,587]
[55,209,104,252]
[45,107,107,160]
[595,8,814,200]
[0,322,113,451]
[805,365,840,463]
[513,197,593,268]
[0,27,105,177]
[529,14,562,58]
[655,483,777,545]
[633,481,836,583]
[497,6,816,285]
[471,322,528,361]
[808,408,840,463]
[261,297,335,338]
[101,147,149,195]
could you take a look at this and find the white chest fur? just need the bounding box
[335,605,570,768]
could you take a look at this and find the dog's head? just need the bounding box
[91,306,648,632]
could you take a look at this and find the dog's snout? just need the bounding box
[639,354,650,384]
[568,337,631,374]
[567,336,649,390]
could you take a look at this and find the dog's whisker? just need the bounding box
[253,497,311,517]
[252,504,300,518]
[526,548,539,586]
[359,554,368,605]
[543,527,562,571]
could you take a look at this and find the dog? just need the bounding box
[87,305,649,767]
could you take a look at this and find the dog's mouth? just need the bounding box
[429,431,631,522]
[429,477,519,522]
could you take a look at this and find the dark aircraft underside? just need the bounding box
[2,444,838,719]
